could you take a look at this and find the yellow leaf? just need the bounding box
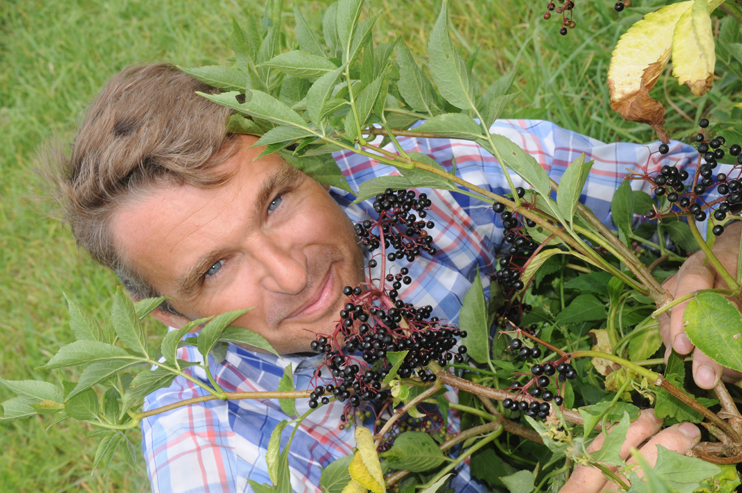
[607,1,692,142]
[349,428,385,493]
[671,0,719,95]
[589,329,619,377]
[341,478,368,493]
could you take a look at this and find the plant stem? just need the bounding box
[373,380,442,447]
[593,462,629,490]
[687,218,741,292]
[570,350,660,382]
[132,390,312,420]
[651,288,735,319]
[565,263,591,273]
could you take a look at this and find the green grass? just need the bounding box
[0,0,736,490]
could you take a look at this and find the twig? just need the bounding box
[374,381,443,447]
[476,395,543,443]
[647,253,670,273]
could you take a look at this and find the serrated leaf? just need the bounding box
[65,294,107,342]
[684,291,742,372]
[482,93,517,130]
[579,401,640,439]
[92,432,126,475]
[67,359,142,400]
[307,66,346,126]
[133,297,167,320]
[477,134,552,201]
[267,420,289,484]
[591,411,630,467]
[254,126,317,147]
[628,317,663,362]
[218,325,279,357]
[564,271,613,295]
[197,309,252,360]
[350,427,384,493]
[201,90,309,130]
[627,453,672,493]
[611,179,635,242]
[229,16,266,93]
[280,76,312,108]
[0,378,63,403]
[112,287,148,356]
[555,294,607,325]
[396,41,434,115]
[634,191,655,215]
[557,154,593,225]
[120,367,178,420]
[348,13,381,66]
[42,340,136,370]
[379,431,446,472]
[323,2,340,56]
[320,454,354,493]
[226,114,264,136]
[520,250,567,289]
[420,474,452,493]
[383,351,409,384]
[178,65,248,92]
[65,388,99,420]
[161,317,212,366]
[30,399,65,414]
[277,365,296,416]
[294,6,326,57]
[341,479,366,493]
[654,352,716,423]
[0,397,37,420]
[643,445,721,493]
[459,269,489,364]
[279,151,354,195]
[500,470,535,493]
[672,0,715,96]
[261,51,339,80]
[663,220,700,253]
[103,388,120,422]
[336,0,364,63]
[412,113,482,140]
[353,70,386,128]
[248,480,276,493]
[428,0,476,111]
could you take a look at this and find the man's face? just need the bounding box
[111,135,365,354]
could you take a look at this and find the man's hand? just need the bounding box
[659,221,742,389]
[560,410,700,493]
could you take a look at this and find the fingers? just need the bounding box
[667,256,716,355]
[691,348,722,389]
[560,410,662,493]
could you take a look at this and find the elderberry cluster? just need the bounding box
[542,0,576,36]
[355,188,436,262]
[647,118,742,237]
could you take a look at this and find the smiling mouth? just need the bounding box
[285,265,337,322]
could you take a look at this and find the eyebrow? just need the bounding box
[175,164,303,297]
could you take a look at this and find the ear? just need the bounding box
[150,307,197,332]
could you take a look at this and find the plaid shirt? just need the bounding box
[141,120,701,493]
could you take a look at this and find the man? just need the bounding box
[47,63,733,492]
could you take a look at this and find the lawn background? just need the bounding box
[0,0,726,491]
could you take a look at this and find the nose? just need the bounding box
[251,235,308,295]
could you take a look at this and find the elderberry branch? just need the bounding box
[651,289,735,319]
[373,379,442,448]
[687,218,741,293]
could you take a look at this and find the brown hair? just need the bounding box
[42,63,241,313]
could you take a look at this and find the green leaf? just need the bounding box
[134,297,167,320]
[459,269,489,364]
[103,388,121,422]
[477,134,552,201]
[319,454,353,493]
[628,318,663,362]
[65,294,107,343]
[348,12,381,65]
[396,41,434,115]
[266,420,289,484]
[218,325,280,357]
[383,350,409,384]
[306,66,346,126]
[380,431,446,472]
[590,411,630,466]
[611,179,635,242]
[30,399,65,414]
[663,219,700,253]
[229,16,266,93]
[654,352,716,424]
[412,113,482,140]
[323,2,340,56]
[43,340,136,370]
[65,388,99,420]
[0,378,63,403]
[201,90,309,130]
[579,400,640,439]
[555,294,607,325]
[482,93,518,130]
[642,445,721,493]
[161,317,212,366]
[226,114,265,136]
[684,291,742,372]
[482,71,516,101]
[608,276,624,306]
[279,76,312,108]
[564,271,613,296]
[261,51,339,80]
[634,191,655,215]
[627,456,672,493]
[0,397,37,420]
[696,464,741,493]
[277,365,296,416]
[353,70,386,128]
[178,65,248,92]
[294,6,326,57]
[499,470,535,493]
[67,359,142,400]
[92,432,126,476]
[112,287,149,356]
[254,126,317,147]
[279,151,354,195]
[336,0,364,63]
[120,367,178,419]
[428,0,476,111]
[420,474,452,493]
[247,480,275,493]
[557,154,593,225]
[197,309,252,361]
[520,250,567,289]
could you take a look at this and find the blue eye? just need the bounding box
[206,260,223,277]
[268,195,283,213]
